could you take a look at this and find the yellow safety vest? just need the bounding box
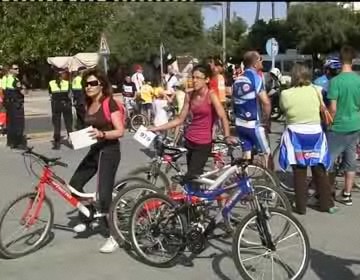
[49,80,69,94]
[72,75,82,90]
[0,75,7,90]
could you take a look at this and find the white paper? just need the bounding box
[133,125,156,148]
[69,126,98,150]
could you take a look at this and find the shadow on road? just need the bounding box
[311,248,360,280]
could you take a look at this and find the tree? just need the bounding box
[106,3,206,65]
[0,3,114,63]
[207,16,248,60]
[246,19,297,54]
[286,3,355,54]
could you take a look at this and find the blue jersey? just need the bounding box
[313,74,330,107]
[232,68,264,121]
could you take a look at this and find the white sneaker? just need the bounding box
[73,223,87,233]
[99,236,119,254]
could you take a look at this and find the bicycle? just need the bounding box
[127,150,309,278]
[123,97,149,132]
[0,147,109,259]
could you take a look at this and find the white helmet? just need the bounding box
[270,67,282,81]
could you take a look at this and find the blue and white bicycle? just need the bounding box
[127,144,310,279]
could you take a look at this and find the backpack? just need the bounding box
[102,96,126,126]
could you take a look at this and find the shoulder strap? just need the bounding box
[312,85,325,107]
[102,97,111,122]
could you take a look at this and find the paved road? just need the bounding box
[1,126,360,280]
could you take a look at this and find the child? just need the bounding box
[152,89,170,127]
[139,80,154,121]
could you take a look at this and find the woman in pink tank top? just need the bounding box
[150,64,234,188]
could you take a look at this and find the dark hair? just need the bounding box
[340,45,356,65]
[82,68,113,107]
[192,64,212,79]
[290,63,312,87]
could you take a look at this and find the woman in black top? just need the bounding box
[69,69,124,253]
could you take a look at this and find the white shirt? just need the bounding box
[131,72,145,92]
[165,73,178,94]
[152,99,169,127]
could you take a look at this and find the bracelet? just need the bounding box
[102,131,106,139]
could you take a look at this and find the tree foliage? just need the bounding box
[0,3,114,64]
[206,16,248,60]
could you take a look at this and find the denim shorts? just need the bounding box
[326,130,360,172]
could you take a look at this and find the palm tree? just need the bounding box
[286,2,291,18]
[255,2,261,23]
[226,2,231,23]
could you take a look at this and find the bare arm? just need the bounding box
[329,100,337,118]
[151,93,190,131]
[210,90,231,138]
[258,90,271,123]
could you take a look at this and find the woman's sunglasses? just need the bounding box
[85,80,100,87]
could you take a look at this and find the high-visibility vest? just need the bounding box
[72,75,82,90]
[5,75,21,97]
[0,75,7,90]
[49,80,69,94]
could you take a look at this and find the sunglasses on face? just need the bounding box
[12,68,19,70]
[85,80,100,88]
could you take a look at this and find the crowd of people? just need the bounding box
[0,45,359,254]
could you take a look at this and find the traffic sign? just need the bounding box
[266,38,279,57]
[99,33,110,55]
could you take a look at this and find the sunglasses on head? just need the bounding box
[85,80,100,87]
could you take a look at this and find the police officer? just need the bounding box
[5,64,26,149]
[71,66,86,130]
[49,69,73,150]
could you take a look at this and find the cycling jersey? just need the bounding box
[232,68,264,122]
[313,74,330,107]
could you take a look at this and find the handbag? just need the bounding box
[312,86,333,126]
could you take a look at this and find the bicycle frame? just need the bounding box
[26,165,96,225]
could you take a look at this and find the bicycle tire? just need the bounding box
[232,208,310,280]
[129,193,187,268]
[113,176,156,193]
[127,165,171,191]
[109,183,162,246]
[272,145,294,193]
[0,192,54,259]
[130,113,149,131]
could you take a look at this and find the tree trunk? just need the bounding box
[255,2,260,23]
[271,2,275,20]
[286,2,290,18]
[226,2,231,23]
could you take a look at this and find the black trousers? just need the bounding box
[5,97,25,147]
[73,90,86,130]
[183,139,212,187]
[292,164,334,214]
[51,99,73,142]
[69,143,121,213]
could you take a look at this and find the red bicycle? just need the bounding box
[0,147,102,259]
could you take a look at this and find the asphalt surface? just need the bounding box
[1,125,360,280]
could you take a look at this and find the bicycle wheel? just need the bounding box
[130,113,149,131]
[232,208,310,280]
[272,145,294,193]
[128,165,171,191]
[113,176,156,193]
[109,184,162,246]
[129,193,187,268]
[0,192,54,259]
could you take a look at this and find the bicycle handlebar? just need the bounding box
[22,147,68,168]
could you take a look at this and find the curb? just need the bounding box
[0,131,55,145]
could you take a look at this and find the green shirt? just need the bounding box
[280,85,321,125]
[328,72,360,133]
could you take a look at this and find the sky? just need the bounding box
[202,2,287,29]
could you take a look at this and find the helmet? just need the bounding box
[270,67,282,81]
[324,56,342,70]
